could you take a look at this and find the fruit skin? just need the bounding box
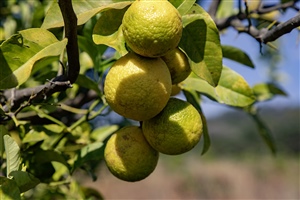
[161,48,191,84]
[122,0,183,57]
[104,52,172,121]
[104,126,159,182]
[171,84,181,96]
[142,98,203,155]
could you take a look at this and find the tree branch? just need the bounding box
[58,0,80,84]
[261,14,300,43]
[207,0,221,18]
[215,1,300,44]
[1,0,79,116]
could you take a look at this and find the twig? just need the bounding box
[2,0,80,116]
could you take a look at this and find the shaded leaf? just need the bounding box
[73,142,105,172]
[42,1,132,29]
[0,28,67,89]
[222,45,255,68]
[93,5,129,55]
[34,150,69,169]
[4,135,20,177]
[216,66,256,107]
[76,74,102,97]
[253,83,287,101]
[249,111,277,154]
[0,177,21,200]
[179,4,222,86]
[9,171,40,193]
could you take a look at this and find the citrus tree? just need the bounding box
[0,0,299,199]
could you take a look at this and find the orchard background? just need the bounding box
[0,0,299,199]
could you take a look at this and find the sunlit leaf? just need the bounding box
[4,135,20,177]
[182,75,218,101]
[169,0,196,15]
[253,83,287,101]
[222,45,255,68]
[0,28,67,89]
[42,1,132,29]
[0,177,21,200]
[92,6,129,55]
[179,4,222,86]
[91,125,119,142]
[216,0,235,19]
[9,171,40,193]
[0,125,8,158]
[216,66,256,107]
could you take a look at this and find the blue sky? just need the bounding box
[198,4,300,118]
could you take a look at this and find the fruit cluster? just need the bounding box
[103,0,203,182]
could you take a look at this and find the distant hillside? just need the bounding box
[202,106,299,156]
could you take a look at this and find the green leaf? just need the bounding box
[42,1,132,29]
[179,4,222,86]
[34,150,69,169]
[216,0,235,19]
[78,35,107,68]
[253,83,287,101]
[76,74,102,97]
[249,111,277,154]
[4,135,20,177]
[182,75,218,101]
[0,28,67,89]
[92,5,130,55]
[73,142,105,172]
[9,171,40,193]
[182,89,210,154]
[0,177,21,200]
[215,66,256,107]
[222,45,255,68]
[91,125,119,142]
[169,0,196,15]
[0,125,8,158]
[22,129,48,144]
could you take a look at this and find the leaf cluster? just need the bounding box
[0,0,291,199]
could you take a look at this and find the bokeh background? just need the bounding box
[79,1,300,199]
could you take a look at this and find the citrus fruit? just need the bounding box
[171,84,181,96]
[104,52,172,121]
[161,48,191,84]
[142,98,203,155]
[122,0,183,57]
[104,126,159,182]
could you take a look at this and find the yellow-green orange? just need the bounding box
[104,52,172,121]
[122,0,182,57]
[142,98,203,155]
[161,48,191,84]
[104,126,159,182]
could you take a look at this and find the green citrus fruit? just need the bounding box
[104,126,159,182]
[122,0,183,57]
[161,48,191,84]
[104,52,172,121]
[142,98,203,155]
[171,84,181,96]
